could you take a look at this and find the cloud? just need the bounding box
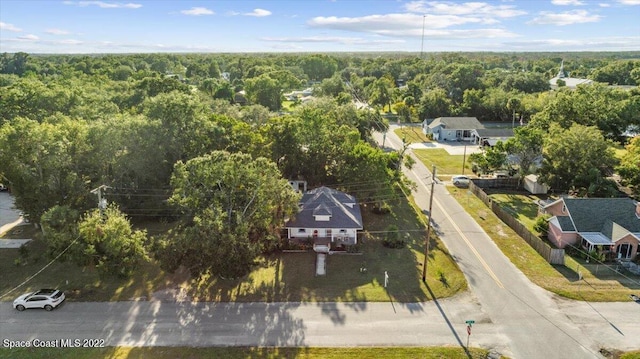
[180,7,215,16]
[45,28,70,35]
[617,0,640,4]
[244,8,271,17]
[599,3,611,6]
[504,36,640,50]
[261,36,405,45]
[404,1,526,17]
[551,0,585,5]
[528,10,601,25]
[0,22,22,32]
[17,34,39,41]
[308,13,518,38]
[64,1,142,8]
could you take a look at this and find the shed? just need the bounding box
[524,174,548,194]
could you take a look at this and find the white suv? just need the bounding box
[13,289,65,311]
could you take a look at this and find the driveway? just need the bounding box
[0,192,26,241]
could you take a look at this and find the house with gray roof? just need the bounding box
[422,117,482,142]
[542,197,640,260]
[422,117,514,145]
[285,186,363,253]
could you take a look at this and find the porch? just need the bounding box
[288,235,357,253]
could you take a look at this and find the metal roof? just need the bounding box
[580,232,613,245]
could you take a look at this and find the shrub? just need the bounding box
[533,215,549,235]
[373,201,391,215]
[382,224,406,248]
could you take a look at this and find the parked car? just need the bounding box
[452,175,470,187]
[13,289,65,311]
[0,183,8,191]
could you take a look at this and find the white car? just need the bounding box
[13,289,65,311]
[452,175,470,187]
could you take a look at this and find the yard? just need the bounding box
[412,148,469,179]
[448,187,640,302]
[0,192,466,303]
[393,126,430,144]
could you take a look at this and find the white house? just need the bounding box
[285,186,363,253]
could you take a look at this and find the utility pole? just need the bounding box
[462,144,467,175]
[422,165,436,283]
[90,185,109,215]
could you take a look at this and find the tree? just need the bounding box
[368,76,394,112]
[507,97,522,128]
[0,116,92,222]
[335,141,396,206]
[162,151,300,277]
[42,204,148,278]
[418,88,453,119]
[468,142,508,175]
[244,74,282,111]
[301,55,338,82]
[617,136,640,195]
[538,124,618,193]
[504,126,544,176]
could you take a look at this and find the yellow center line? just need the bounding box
[412,168,505,289]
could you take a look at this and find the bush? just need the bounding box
[372,201,392,215]
[382,224,406,249]
[533,215,550,235]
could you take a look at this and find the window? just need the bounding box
[298,229,306,233]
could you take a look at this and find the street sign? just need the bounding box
[467,325,471,335]
[465,320,475,325]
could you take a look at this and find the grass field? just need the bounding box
[393,127,430,144]
[447,187,640,302]
[412,149,469,179]
[0,346,496,359]
[1,192,466,303]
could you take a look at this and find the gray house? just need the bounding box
[285,187,363,253]
[422,117,482,142]
[422,117,513,144]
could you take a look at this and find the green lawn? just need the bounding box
[1,192,466,303]
[0,347,494,359]
[447,187,640,301]
[393,127,430,144]
[412,149,470,178]
[487,192,542,232]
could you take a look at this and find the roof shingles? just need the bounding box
[286,187,363,229]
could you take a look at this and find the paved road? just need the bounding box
[0,192,22,235]
[375,125,640,358]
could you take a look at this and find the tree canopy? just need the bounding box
[159,151,300,277]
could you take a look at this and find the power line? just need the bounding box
[0,236,80,300]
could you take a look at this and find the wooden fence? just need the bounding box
[469,180,565,265]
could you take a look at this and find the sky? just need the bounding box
[0,0,639,53]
